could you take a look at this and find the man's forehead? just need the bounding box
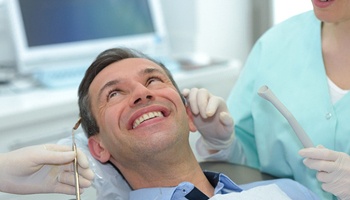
[89,58,168,94]
[106,58,165,74]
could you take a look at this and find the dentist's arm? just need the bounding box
[299,145,350,200]
[182,88,235,152]
[0,144,94,195]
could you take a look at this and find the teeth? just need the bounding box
[133,111,164,129]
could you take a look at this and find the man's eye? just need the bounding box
[147,76,162,85]
[107,90,119,100]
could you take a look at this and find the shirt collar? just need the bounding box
[129,171,242,200]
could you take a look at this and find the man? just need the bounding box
[77,47,319,199]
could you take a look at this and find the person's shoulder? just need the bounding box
[275,10,317,29]
[268,178,307,190]
[268,178,320,200]
[240,178,320,200]
[276,10,316,26]
[270,178,302,186]
[259,10,318,42]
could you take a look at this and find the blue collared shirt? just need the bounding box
[129,172,242,200]
[129,171,320,200]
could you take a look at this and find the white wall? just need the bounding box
[161,0,275,64]
[272,0,313,24]
[160,0,197,54]
[161,0,257,63]
[190,0,313,62]
[194,0,254,62]
[0,0,15,68]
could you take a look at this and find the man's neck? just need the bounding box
[115,151,215,198]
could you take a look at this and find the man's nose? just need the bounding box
[129,84,154,106]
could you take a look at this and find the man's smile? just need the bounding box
[132,111,164,129]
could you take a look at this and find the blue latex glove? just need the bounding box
[299,145,350,200]
[182,88,234,150]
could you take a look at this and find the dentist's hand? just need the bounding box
[299,145,350,200]
[0,144,94,195]
[182,88,234,150]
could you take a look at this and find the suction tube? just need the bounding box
[258,85,314,148]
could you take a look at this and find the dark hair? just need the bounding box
[78,47,184,137]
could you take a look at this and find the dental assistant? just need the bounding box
[192,0,350,199]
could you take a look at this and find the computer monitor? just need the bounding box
[6,0,168,78]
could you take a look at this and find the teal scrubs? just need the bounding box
[226,11,350,199]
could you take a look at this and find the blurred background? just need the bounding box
[0,0,312,83]
[0,0,312,199]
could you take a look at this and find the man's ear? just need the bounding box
[185,105,198,132]
[88,135,111,163]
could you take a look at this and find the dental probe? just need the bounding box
[72,118,82,200]
[257,85,314,148]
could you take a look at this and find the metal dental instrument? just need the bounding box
[257,85,314,148]
[72,118,82,200]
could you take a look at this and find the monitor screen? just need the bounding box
[6,0,167,75]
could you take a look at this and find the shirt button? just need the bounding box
[325,112,332,120]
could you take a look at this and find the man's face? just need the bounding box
[88,58,196,165]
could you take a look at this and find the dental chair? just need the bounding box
[58,132,276,200]
[199,161,276,185]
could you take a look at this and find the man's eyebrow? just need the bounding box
[98,79,120,100]
[140,67,167,76]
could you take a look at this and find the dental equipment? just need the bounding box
[72,118,82,200]
[257,85,314,148]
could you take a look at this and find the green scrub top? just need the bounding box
[227,11,350,199]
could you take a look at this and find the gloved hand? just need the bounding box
[0,144,94,195]
[182,88,234,150]
[299,145,350,200]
